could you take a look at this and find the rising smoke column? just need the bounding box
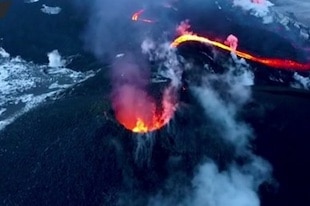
[138,20,273,206]
[176,19,192,36]
[225,34,239,52]
[111,56,155,133]
[111,54,178,133]
[73,0,179,133]
[78,0,144,58]
[110,56,149,132]
[146,47,272,206]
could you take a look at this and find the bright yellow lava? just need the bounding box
[170,33,310,71]
[132,118,149,133]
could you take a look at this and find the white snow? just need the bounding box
[0,48,10,58]
[233,0,274,24]
[24,0,39,3]
[291,72,310,90]
[41,4,61,15]
[271,0,310,25]
[0,48,96,130]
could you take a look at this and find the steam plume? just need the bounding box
[147,54,271,206]
[225,34,239,52]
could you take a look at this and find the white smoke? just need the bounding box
[225,34,239,52]
[185,156,271,206]
[192,58,254,148]
[189,58,272,206]
[141,39,183,88]
[233,0,274,23]
[291,72,310,90]
[149,159,271,206]
[73,2,273,204]
[188,163,258,206]
[147,54,272,206]
[141,38,183,111]
[47,50,66,68]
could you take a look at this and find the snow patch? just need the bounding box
[24,0,39,3]
[41,4,61,15]
[233,0,274,23]
[0,48,10,58]
[0,48,96,130]
[291,72,310,90]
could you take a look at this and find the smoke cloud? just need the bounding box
[193,58,253,147]
[146,54,271,206]
[75,0,143,58]
[111,43,180,133]
[225,34,239,52]
[176,19,192,36]
[149,157,271,206]
[141,38,183,88]
[47,50,66,68]
[111,55,154,131]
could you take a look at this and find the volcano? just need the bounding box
[0,1,310,206]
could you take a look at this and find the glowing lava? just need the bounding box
[115,100,174,134]
[113,85,177,134]
[171,33,310,71]
[111,55,177,134]
[132,118,149,133]
[131,9,154,23]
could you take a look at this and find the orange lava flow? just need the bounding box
[131,9,154,23]
[171,34,310,71]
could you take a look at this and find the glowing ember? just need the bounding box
[131,9,154,23]
[171,33,310,71]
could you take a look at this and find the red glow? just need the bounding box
[131,9,155,23]
[252,0,264,4]
[176,19,191,36]
[171,33,310,71]
[225,34,238,52]
[113,85,176,133]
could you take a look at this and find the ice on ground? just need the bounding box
[41,4,61,15]
[0,48,96,130]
